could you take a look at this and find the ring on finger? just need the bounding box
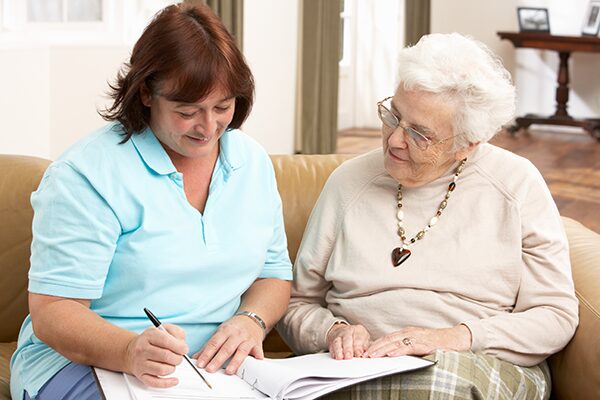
[402,337,415,346]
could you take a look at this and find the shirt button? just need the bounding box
[169,173,183,185]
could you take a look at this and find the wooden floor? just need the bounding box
[337,128,600,233]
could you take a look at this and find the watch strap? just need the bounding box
[235,311,267,334]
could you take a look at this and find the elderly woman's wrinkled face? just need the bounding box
[382,88,467,187]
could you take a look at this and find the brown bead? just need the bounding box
[449,182,456,191]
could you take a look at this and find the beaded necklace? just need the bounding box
[391,158,467,267]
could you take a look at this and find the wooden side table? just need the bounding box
[498,31,600,140]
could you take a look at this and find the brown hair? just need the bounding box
[100,3,254,142]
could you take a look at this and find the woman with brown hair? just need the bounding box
[10,4,292,399]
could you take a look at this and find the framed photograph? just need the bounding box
[582,1,600,36]
[517,7,550,33]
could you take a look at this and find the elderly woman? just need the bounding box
[279,33,578,399]
[10,4,291,400]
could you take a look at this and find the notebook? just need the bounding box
[94,352,435,400]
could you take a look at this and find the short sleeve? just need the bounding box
[28,161,121,299]
[258,160,292,280]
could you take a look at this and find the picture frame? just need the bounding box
[582,1,600,36]
[517,7,550,33]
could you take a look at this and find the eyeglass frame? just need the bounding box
[377,96,457,151]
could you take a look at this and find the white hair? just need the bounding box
[396,33,516,148]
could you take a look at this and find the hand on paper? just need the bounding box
[363,324,472,358]
[125,323,189,388]
[193,314,264,375]
[327,323,371,359]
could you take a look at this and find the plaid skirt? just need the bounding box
[320,350,550,400]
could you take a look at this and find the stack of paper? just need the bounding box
[95,353,434,400]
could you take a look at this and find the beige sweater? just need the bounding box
[278,144,578,367]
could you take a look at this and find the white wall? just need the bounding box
[242,0,299,154]
[0,46,51,157]
[48,46,130,158]
[0,44,129,159]
[431,0,600,121]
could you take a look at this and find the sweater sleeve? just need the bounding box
[463,166,579,366]
[277,173,349,355]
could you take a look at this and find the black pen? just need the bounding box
[143,307,213,389]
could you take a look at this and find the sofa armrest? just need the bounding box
[550,217,600,400]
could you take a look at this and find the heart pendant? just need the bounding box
[391,247,411,267]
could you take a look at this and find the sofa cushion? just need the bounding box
[0,156,51,343]
[0,341,17,400]
[270,154,354,262]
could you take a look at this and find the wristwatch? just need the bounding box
[235,310,267,334]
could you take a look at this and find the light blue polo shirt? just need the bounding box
[10,122,292,399]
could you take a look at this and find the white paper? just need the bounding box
[237,353,434,400]
[123,364,267,400]
[95,353,434,400]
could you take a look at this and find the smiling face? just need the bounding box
[141,82,235,164]
[382,87,473,187]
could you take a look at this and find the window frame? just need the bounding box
[0,0,179,46]
[0,0,126,45]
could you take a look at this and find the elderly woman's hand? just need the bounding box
[193,314,264,375]
[363,324,472,358]
[327,323,371,359]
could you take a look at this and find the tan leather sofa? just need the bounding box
[1,153,599,400]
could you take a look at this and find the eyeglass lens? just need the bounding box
[378,104,429,150]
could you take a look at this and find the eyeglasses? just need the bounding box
[377,96,455,151]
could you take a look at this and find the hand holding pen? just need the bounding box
[123,309,200,388]
[144,308,213,389]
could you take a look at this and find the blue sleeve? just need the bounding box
[258,161,293,280]
[28,161,121,299]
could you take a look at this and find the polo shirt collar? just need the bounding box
[131,127,246,176]
[218,129,246,173]
[131,127,176,176]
